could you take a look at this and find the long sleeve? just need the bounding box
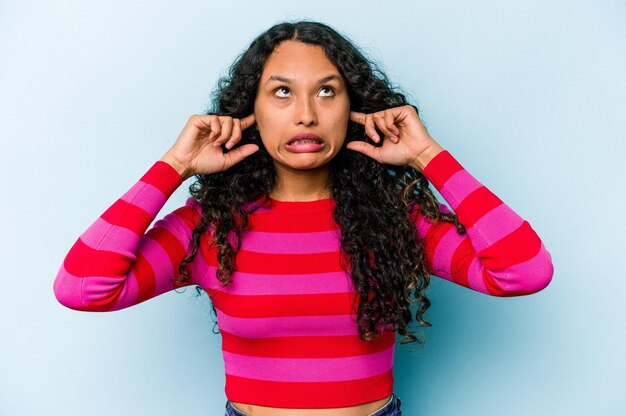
[53,161,204,311]
[413,150,554,296]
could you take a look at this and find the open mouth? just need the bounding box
[287,139,324,145]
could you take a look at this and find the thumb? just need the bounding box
[345,141,380,162]
[222,144,260,170]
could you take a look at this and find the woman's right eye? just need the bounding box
[274,86,290,98]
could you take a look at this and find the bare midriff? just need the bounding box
[230,394,392,416]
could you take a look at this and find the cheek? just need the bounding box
[254,109,273,130]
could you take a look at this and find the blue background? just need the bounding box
[1,1,624,415]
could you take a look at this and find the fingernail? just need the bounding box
[373,134,380,142]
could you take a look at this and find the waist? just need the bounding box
[224,369,394,409]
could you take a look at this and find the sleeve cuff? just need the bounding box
[139,160,185,197]
[421,150,465,190]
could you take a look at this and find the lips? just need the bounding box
[285,132,325,153]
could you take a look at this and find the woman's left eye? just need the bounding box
[319,86,335,96]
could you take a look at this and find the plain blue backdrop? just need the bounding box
[1,1,624,415]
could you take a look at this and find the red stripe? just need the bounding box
[64,238,131,278]
[481,269,538,297]
[199,236,218,266]
[476,221,541,270]
[225,370,394,408]
[482,268,506,296]
[248,211,339,232]
[450,238,474,287]
[172,206,200,229]
[146,223,188,273]
[211,291,357,318]
[100,199,153,235]
[421,150,462,189]
[221,330,395,358]
[141,161,184,196]
[236,250,344,274]
[454,186,503,228]
[132,252,156,305]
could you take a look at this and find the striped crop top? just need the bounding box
[53,150,554,408]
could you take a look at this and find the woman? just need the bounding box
[53,20,554,416]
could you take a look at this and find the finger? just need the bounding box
[240,113,256,131]
[225,119,242,149]
[222,144,260,170]
[373,111,397,143]
[350,111,380,143]
[214,117,234,147]
[345,140,381,162]
[349,110,366,125]
[208,116,221,142]
[383,110,400,138]
[364,114,381,143]
[194,114,214,135]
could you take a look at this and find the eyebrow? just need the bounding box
[264,74,342,86]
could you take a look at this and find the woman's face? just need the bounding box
[254,41,351,171]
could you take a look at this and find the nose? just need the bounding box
[294,96,317,127]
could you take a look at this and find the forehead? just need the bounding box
[260,41,341,81]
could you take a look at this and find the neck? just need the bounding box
[271,163,332,201]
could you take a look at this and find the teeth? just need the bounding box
[290,139,321,144]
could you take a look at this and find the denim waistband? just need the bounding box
[224,393,402,416]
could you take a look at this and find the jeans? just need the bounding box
[224,392,402,415]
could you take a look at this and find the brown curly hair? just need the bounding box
[173,20,466,347]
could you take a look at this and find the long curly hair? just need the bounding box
[174,20,465,346]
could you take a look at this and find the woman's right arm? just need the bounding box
[53,160,203,311]
[53,113,259,312]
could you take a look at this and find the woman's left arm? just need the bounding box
[348,106,554,296]
[412,149,554,296]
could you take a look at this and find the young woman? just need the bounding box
[54,20,554,416]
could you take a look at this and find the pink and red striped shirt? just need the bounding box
[53,150,553,408]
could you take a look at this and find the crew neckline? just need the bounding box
[256,196,336,212]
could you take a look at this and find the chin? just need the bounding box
[278,156,331,171]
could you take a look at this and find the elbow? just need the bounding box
[525,259,554,294]
[527,247,554,294]
[53,268,86,311]
[501,248,555,296]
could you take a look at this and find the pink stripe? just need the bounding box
[222,346,394,382]
[215,310,360,338]
[492,245,554,292]
[53,265,85,308]
[430,226,464,280]
[467,203,524,252]
[109,273,139,310]
[414,216,433,239]
[466,257,489,294]
[153,213,195,240]
[204,269,354,295]
[438,170,483,211]
[55,260,139,310]
[240,230,341,254]
[80,273,126,306]
[80,218,140,252]
[190,258,212,287]
[120,181,168,217]
[413,201,452,240]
